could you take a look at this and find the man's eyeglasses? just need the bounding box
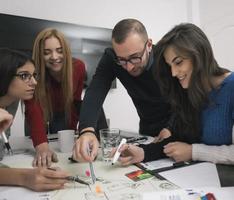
[115,41,148,66]
[15,72,39,83]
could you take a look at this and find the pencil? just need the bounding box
[47,168,89,185]
[66,176,90,185]
[87,146,96,184]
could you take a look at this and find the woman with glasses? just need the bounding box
[25,28,85,167]
[0,48,69,191]
[0,48,38,140]
[114,23,234,165]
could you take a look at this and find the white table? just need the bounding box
[0,136,178,200]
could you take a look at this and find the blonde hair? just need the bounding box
[33,28,73,123]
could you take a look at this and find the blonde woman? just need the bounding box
[25,28,85,167]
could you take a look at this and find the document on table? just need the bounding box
[0,187,51,200]
[140,158,174,171]
[142,187,234,200]
[159,162,220,188]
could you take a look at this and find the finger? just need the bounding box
[44,168,69,179]
[32,158,37,167]
[33,183,66,192]
[119,144,129,152]
[165,152,173,158]
[52,152,58,162]
[90,141,99,160]
[47,167,58,171]
[46,155,52,167]
[119,156,132,166]
[36,156,42,167]
[80,143,92,162]
[73,142,87,162]
[164,148,175,158]
[163,146,173,154]
[41,153,48,167]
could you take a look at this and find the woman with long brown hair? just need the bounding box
[25,28,85,167]
[115,23,234,165]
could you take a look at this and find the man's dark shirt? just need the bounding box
[79,46,171,137]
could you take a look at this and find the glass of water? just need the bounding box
[99,128,120,162]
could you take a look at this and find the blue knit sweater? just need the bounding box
[202,72,234,145]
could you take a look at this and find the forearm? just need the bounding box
[79,51,114,131]
[0,168,28,187]
[166,112,176,133]
[25,100,48,147]
[192,143,234,165]
[79,88,109,132]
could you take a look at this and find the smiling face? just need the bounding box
[7,61,37,101]
[164,46,193,89]
[112,33,152,77]
[43,36,64,74]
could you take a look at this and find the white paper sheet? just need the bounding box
[159,162,221,188]
[140,158,174,171]
[142,187,234,200]
[0,187,51,200]
[0,152,179,200]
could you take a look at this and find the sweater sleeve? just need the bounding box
[70,59,86,129]
[24,99,48,147]
[139,135,177,162]
[192,143,234,165]
[78,49,115,132]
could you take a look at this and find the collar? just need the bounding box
[145,50,154,71]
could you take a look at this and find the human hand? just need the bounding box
[0,108,13,133]
[153,128,171,143]
[163,142,192,162]
[22,167,69,191]
[33,142,58,167]
[113,144,144,166]
[72,131,99,162]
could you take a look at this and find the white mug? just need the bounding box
[57,130,75,153]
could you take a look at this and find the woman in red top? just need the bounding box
[25,28,85,167]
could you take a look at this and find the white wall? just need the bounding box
[198,0,234,71]
[0,0,191,135]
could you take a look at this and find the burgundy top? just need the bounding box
[25,59,85,147]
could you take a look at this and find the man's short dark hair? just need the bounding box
[112,18,148,44]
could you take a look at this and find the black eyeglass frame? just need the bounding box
[14,72,39,83]
[115,41,148,66]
